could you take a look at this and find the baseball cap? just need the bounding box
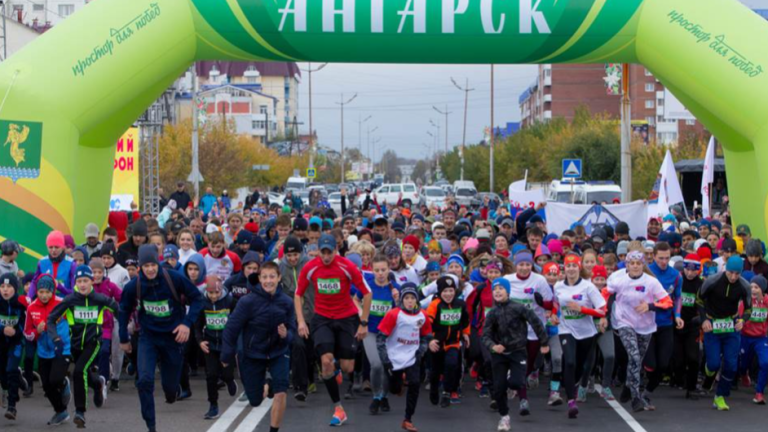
[1,240,23,255]
[737,224,752,236]
[500,218,514,228]
[84,223,100,238]
[75,265,94,280]
[284,236,303,254]
[318,234,337,252]
[392,221,406,233]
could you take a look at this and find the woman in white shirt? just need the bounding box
[554,253,606,420]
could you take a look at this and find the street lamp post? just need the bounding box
[300,62,327,169]
[367,125,379,179]
[451,78,474,181]
[433,105,452,155]
[336,93,357,184]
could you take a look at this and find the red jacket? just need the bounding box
[23,296,61,341]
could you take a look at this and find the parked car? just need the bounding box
[356,183,419,207]
[419,186,447,209]
[454,186,478,207]
[328,192,343,215]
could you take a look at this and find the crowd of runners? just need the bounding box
[1,185,766,432]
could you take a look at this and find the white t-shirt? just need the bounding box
[504,272,552,341]
[606,269,669,335]
[378,308,431,370]
[392,266,421,286]
[554,278,606,340]
[410,255,428,274]
[714,256,726,273]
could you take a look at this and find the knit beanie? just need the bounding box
[492,277,511,295]
[0,273,19,291]
[752,275,768,293]
[36,275,56,292]
[138,244,159,267]
[403,235,420,251]
[726,255,744,273]
[46,231,65,248]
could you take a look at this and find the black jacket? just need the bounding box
[48,290,119,350]
[0,293,26,346]
[698,273,752,321]
[482,299,547,353]
[169,191,192,211]
[194,289,236,352]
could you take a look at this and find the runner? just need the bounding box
[482,277,549,432]
[119,244,203,432]
[29,231,76,299]
[580,264,616,402]
[295,234,371,426]
[674,254,703,400]
[541,262,565,406]
[46,265,119,428]
[739,274,768,404]
[0,273,27,421]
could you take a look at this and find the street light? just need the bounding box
[336,93,357,184]
[300,63,328,169]
[433,105,452,155]
[451,78,474,181]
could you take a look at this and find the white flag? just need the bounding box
[648,150,685,219]
[509,170,528,192]
[701,136,715,218]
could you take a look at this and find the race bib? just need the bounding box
[205,312,228,331]
[370,300,392,317]
[0,314,18,328]
[440,308,462,326]
[317,278,341,295]
[752,308,768,323]
[73,306,99,324]
[712,318,735,334]
[681,292,696,308]
[563,308,585,320]
[144,300,171,318]
[512,298,534,310]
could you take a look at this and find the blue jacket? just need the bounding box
[649,262,682,327]
[118,268,203,343]
[200,193,217,215]
[37,320,71,359]
[29,256,76,299]
[220,284,295,365]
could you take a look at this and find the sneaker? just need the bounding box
[401,420,418,432]
[567,400,578,419]
[548,391,563,406]
[238,392,248,402]
[497,415,511,432]
[619,386,631,404]
[74,411,86,429]
[62,377,72,408]
[576,386,587,403]
[178,389,192,401]
[344,384,354,400]
[429,388,439,406]
[631,397,647,412]
[227,380,238,397]
[94,376,106,408]
[295,391,307,402]
[370,398,381,415]
[308,383,317,394]
[362,380,372,393]
[489,399,498,411]
[642,394,655,411]
[204,404,220,420]
[600,387,615,401]
[380,397,391,412]
[5,407,16,420]
[587,377,596,394]
[713,396,730,411]
[48,411,70,426]
[754,393,766,405]
[440,394,451,408]
[110,380,120,392]
[519,398,530,416]
[479,385,490,398]
[450,392,461,405]
[527,371,539,389]
[330,406,347,426]
[742,375,752,388]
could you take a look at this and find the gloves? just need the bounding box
[53,338,65,357]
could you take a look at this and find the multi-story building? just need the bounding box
[5,0,88,27]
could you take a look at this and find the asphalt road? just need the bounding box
[5,374,768,432]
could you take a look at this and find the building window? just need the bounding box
[686,119,696,125]
[33,4,44,11]
[657,98,664,106]
[645,100,655,109]
[645,83,655,92]
[544,69,552,77]
[252,120,266,130]
[58,4,75,16]
[259,105,268,114]
[645,68,653,76]
[646,116,655,126]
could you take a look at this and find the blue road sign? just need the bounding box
[307,168,317,179]
[562,159,583,179]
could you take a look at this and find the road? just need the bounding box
[5,375,767,432]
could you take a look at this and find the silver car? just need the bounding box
[419,186,447,209]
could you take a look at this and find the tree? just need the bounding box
[378,150,401,183]
[411,160,431,184]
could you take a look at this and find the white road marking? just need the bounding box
[206,398,249,432]
[595,385,649,432]
[233,399,274,432]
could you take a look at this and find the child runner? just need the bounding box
[541,262,564,406]
[579,264,616,402]
[482,278,549,432]
[675,254,703,400]
[0,273,27,421]
[89,258,122,401]
[47,265,119,428]
[740,275,768,404]
[29,231,76,299]
[377,283,432,432]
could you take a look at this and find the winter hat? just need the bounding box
[0,273,19,291]
[534,244,551,260]
[564,253,582,268]
[726,256,744,273]
[697,245,713,261]
[547,239,564,256]
[592,265,607,279]
[46,231,65,248]
[511,243,528,256]
[403,235,420,251]
[721,238,737,253]
[543,262,560,276]
[693,238,708,251]
[89,257,105,271]
[462,238,479,252]
[436,275,457,295]
[742,270,755,282]
[514,251,534,266]
[446,254,466,269]
[399,282,420,304]
[617,240,630,256]
[752,275,768,293]
[168,199,178,211]
[163,244,180,261]
[346,253,363,269]
[36,274,56,292]
[683,253,701,271]
[746,239,764,258]
[250,236,267,253]
[235,230,253,246]
[284,236,303,254]
[64,235,76,250]
[244,222,260,234]
[492,277,511,295]
[427,240,441,253]
[75,265,94,281]
[426,261,441,273]
[347,235,359,247]
[242,251,261,267]
[615,222,630,236]
[438,239,452,254]
[384,244,402,258]
[138,244,160,266]
[131,221,148,237]
[476,229,491,241]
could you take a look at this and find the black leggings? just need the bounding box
[490,350,527,417]
[204,350,235,404]
[390,361,421,422]
[561,334,595,400]
[430,347,461,395]
[644,326,674,392]
[673,328,700,392]
[469,328,492,384]
[39,356,70,413]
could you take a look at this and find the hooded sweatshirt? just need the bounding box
[105,262,131,289]
[279,252,310,298]
[24,296,71,358]
[194,288,236,352]
[224,251,261,302]
[184,253,208,293]
[0,257,18,277]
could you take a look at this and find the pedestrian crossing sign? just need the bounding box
[562,159,582,179]
[307,168,316,179]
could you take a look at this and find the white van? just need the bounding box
[286,177,308,190]
[547,180,622,204]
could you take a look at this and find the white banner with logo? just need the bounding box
[545,201,648,238]
[508,189,546,211]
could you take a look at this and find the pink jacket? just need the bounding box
[94,277,122,340]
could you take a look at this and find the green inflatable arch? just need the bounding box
[0,0,765,268]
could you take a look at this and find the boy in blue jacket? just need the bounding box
[222,261,295,432]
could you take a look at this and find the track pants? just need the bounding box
[363,333,388,397]
[673,327,700,392]
[490,350,527,417]
[704,331,740,397]
[389,360,421,422]
[39,356,70,414]
[291,332,315,393]
[0,342,23,408]
[617,328,652,401]
[430,346,461,397]
[644,326,674,392]
[137,332,185,430]
[111,320,126,381]
[740,335,768,394]
[205,350,235,404]
[71,342,102,413]
[98,338,112,383]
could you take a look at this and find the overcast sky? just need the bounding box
[296,0,768,162]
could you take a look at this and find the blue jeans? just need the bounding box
[704,331,741,397]
[98,338,112,383]
[137,332,185,429]
[240,354,290,407]
[740,335,768,393]
[0,342,23,408]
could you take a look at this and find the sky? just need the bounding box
[297,63,538,162]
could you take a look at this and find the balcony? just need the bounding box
[543,75,552,87]
[656,106,664,116]
[543,94,552,103]
[543,110,552,120]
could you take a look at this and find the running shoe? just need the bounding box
[344,384,354,400]
[754,393,766,405]
[450,392,461,405]
[330,406,347,426]
[73,411,86,429]
[5,407,17,420]
[567,400,578,419]
[238,392,248,402]
[631,397,645,412]
[600,387,615,401]
[497,415,511,432]
[519,398,530,416]
[479,385,490,398]
[62,377,72,408]
[178,388,192,401]
[204,404,220,420]
[227,380,238,397]
[94,376,106,408]
[619,386,631,404]
[576,386,587,403]
[370,398,381,415]
[490,400,498,411]
[440,394,451,408]
[48,411,70,426]
[527,371,539,389]
[642,395,655,411]
[742,375,752,388]
[401,420,418,432]
[587,377,595,394]
[713,396,730,411]
[548,391,563,406]
[295,391,307,402]
[110,379,120,392]
[308,383,317,394]
[381,397,391,412]
[101,376,109,404]
[362,380,372,392]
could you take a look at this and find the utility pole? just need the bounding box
[187,65,203,202]
[620,63,632,202]
[490,64,495,193]
[451,77,474,181]
[367,125,379,179]
[429,119,440,165]
[433,105,452,154]
[300,62,327,169]
[336,93,357,184]
[356,114,372,159]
